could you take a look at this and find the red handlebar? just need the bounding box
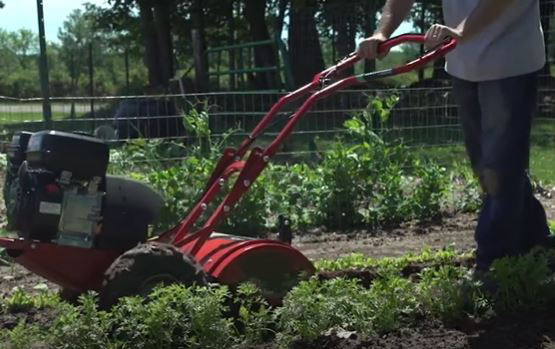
[171,33,457,249]
[321,33,457,82]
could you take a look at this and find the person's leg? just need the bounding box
[522,174,551,251]
[451,77,482,170]
[474,71,548,269]
[452,77,494,270]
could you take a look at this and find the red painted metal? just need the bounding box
[168,34,457,262]
[0,237,119,292]
[178,233,314,303]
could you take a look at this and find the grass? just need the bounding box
[0,112,67,124]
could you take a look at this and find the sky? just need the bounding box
[0,0,106,42]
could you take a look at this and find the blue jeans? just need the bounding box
[451,72,550,270]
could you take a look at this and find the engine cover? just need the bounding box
[4,130,161,250]
[26,130,109,180]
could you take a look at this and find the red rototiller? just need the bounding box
[0,34,455,307]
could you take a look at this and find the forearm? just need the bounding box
[376,0,415,38]
[459,0,518,41]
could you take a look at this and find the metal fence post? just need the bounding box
[36,0,52,129]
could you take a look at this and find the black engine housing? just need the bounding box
[3,130,163,250]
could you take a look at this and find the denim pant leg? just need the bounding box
[452,72,549,270]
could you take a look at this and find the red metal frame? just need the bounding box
[164,34,457,254]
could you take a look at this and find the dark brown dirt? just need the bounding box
[0,307,58,331]
[244,306,555,349]
[297,195,555,261]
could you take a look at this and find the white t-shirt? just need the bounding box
[442,0,545,81]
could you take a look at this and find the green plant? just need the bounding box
[110,293,183,349]
[235,283,274,345]
[417,265,486,321]
[0,153,6,172]
[366,273,418,332]
[111,285,237,349]
[548,220,555,235]
[276,278,369,342]
[49,293,110,349]
[448,162,482,213]
[0,322,46,349]
[5,288,35,313]
[489,249,555,314]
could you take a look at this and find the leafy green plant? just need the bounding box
[366,274,418,332]
[0,322,46,349]
[417,265,485,321]
[549,220,555,235]
[489,249,555,314]
[0,153,6,172]
[49,293,110,349]
[447,162,482,213]
[276,278,370,342]
[111,285,236,349]
[5,288,35,313]
[235,283,274,345]
[110,293,183,349]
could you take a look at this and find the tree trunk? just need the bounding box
[138,0,163,88]
[244,0,279,89]
[153,0,175,86]
[288,0,325,86]
[192,0,208,91]
[226,0,236,90]
[325,1,357,76]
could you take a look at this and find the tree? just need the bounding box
[243,0,279,89]
[289,0,325,86]
[8,29,37,69]
[88,0,177,90]
[58,9,92,96]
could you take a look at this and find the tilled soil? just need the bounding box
[284,308,555,349]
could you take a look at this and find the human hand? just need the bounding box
[357,33,389,60]
[424,24,462,50]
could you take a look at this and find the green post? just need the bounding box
[36,0,52,128]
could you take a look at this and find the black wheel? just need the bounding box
[99,242,208,309]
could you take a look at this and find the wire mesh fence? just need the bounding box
[0,87,462,148]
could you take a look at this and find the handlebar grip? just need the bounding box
[377,33,457,57]
[377,34,425,54]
